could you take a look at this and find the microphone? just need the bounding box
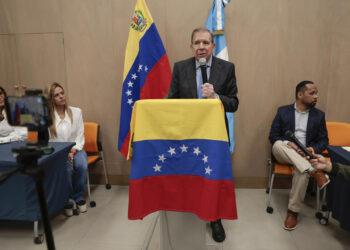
[285,130,314,158]
[199,58,208,84]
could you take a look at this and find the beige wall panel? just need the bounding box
[325,1,350,123]
[16,33,66,90]
[0,0,15,34]
[7,0,62,34]
[326,36,350,122]
[0,35,19,91]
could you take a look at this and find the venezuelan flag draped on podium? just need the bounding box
[118,0,172,158]
[128,99,237,221]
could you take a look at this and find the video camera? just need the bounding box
[5,89,52,128]
[5,89,52,145]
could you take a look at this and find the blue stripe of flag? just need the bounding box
[130,139,233,181]
[118,23,166,150]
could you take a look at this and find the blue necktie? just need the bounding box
[198,73,203,99]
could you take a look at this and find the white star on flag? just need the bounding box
[180,144,188,153]
[131,73,137,80]
[168,147,176,155]
[158,154,166,163]
[127,81,134,87]
[126,90,132,96]
[153,164,161,172]
[138,64,143,72]
[205,166,212,175]
[193,147,201,156]
[202,155,208,163]
[145,66,148,72]
[127,99,133,105]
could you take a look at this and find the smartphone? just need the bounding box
[5,95,52,128]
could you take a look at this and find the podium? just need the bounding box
[127,99,237,249]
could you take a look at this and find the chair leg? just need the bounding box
[317,187,329,225]
[33,221,44,244]
[86,171,96,207]
[266,159,272,194]
[100,151,111,189]
[266,173,275,214]
[321,187,327,211]
[315,186,323,219]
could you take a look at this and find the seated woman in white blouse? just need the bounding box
[46,82,88,216]
[0,86,27,143]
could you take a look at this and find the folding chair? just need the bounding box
[326,122,350,146]
[84,122,111,207]
[266,151,328,216]
[266,154,294,214]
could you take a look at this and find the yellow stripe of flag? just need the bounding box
[130,99,229,142]
[123,0,154,81]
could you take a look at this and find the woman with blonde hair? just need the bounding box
[46,82,88,216]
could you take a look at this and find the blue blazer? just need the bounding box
[269,104,329,154]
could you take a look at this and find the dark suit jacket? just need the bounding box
[269,104,329,154]
[168,56,239,113]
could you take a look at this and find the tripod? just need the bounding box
[0,140,55,250]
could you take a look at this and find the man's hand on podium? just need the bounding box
[201,83,216,99]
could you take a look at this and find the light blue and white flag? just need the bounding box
[205,0,235,154]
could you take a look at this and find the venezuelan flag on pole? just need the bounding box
[205,0,236,154]
[118,0,172,158]
[128,99,237,221]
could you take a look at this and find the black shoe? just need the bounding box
[210,219,226,243]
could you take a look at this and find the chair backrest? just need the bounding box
[84,122,100,153]
[26,131,38,142]
[327,122,350,146]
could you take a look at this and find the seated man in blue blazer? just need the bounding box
[269,81,329,231]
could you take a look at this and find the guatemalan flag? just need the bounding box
[205,0,236,154]
[128,99,238,221]
[118,0,172,158]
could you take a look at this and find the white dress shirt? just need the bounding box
[0,110,28,143]
[294,103,309,146]
[49,106,85,151]
[283,103,309,146]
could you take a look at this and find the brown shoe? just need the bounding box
[310,170,330,190]
[284,209,298,231]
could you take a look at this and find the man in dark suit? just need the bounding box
[269,80,329,231]
[168,28,239,243]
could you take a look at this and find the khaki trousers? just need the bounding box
[272,140,312,213]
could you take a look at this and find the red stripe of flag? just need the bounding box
[140,54,172,99]
[128,175,238,221]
